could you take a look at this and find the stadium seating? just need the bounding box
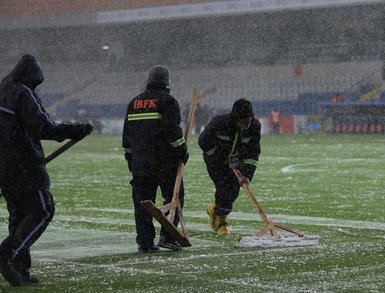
[0,0,215,17]
[38,60,383,119]
[1,0,383,133]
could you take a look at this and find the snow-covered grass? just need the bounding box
[1,134,384,292]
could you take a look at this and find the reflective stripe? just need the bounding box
[217,135,230,141]
[12,190,51,259]
[229,131,239,155]
[171,137,185,148]
[127,112,161,121]
[0,106,15,115]
[206,146,217,156]
[243,159,258,167]
[241,137,251,143]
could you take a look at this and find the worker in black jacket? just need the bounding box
[0,54,93,287]
[122,65,188,252]
[198,98,261,236]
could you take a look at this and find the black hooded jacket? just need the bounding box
[122,84,186,175]
[0,54,85,192]
[198,110,261,180]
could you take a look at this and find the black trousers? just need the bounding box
[272,122,280,134]
[0,189,55,274]
[130,168,184,249]
[206,164,240,215]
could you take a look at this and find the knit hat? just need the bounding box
[231,98,254,120]
[147,65,170,86]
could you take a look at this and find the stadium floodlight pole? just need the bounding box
[0,138,82,198]
[232,168,304,237]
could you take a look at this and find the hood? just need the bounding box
[9,54,44,90]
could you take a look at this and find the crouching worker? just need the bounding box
[0,54,93,287]
[198,98,261,235]
[122,65,189,252]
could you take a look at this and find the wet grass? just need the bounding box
[1,133,384,292]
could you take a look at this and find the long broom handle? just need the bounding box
[184,88,199,143]
[168,89,199,231]
[45,139,82,163]
[233,169,304,237]
[232,169,272,225]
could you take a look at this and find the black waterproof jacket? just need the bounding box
[198,112,261,180]
[122,84,186,176]
[0,54,85,192]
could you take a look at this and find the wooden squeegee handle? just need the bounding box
[45,139,82,163]
[232,169,272,225]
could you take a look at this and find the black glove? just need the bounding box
[69,123,93,140]
[182,151,189,165]
[177,144,189,165]
[228,154,240,169]
[239,164,256,182]
[83,123,94,135]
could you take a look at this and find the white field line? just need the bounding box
[1,207,384,232]
[65,207,385,232]
[1,207,384,292]
[1,207,384,263]
[280,158,385,173]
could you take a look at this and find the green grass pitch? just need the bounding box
[1,134,384,292]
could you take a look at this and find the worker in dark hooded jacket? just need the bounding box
[0,54,93,287]
[122,65,188,252]
[199,98,261,236]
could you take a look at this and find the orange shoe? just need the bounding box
[207,203,218,231]
[216,215,229,236]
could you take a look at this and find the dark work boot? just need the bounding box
[21,273,39,285]
[15,267,39,286]
[0,256,24,287]
[138,244,160,253]
[158,236,182,251]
